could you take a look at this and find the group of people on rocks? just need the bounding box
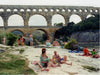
[16,35,100,59]
[82,46,99,58]
[17,35,25,46]
[31,47,99,71]
[17,34,33,46]
[46,39,60,47]
[32,48,72,71]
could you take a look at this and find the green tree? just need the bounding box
[6,33,18,46]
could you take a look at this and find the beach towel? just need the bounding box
[79,54,92,57]
[68,50,83,53]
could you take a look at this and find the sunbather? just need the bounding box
[91,49,100,58]
[32,48,49,71]
[52,51,72,66]
[83,47,91,56]
[59,55,72,65]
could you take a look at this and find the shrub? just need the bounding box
[6,33,18,46]
[82,65,100,72]
[19,49,25,54]
[0,33,3,44]
[64,38,77,49]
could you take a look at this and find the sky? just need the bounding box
[0,0,100,7]
[0,0,99,26]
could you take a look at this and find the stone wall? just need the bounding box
[71,30,100,46]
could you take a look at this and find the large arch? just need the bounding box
[11,29,24,36]
[52,14,65,26]
[86,14,95,18]
[0,16,4,26]
[8,14,24,26]
[69,14,82,24]
[28,14,47,26]
[32,29,48,42]
[37,29,49,39]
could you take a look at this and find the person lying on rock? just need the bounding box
[91,49,100,58]
[83,46,91,56]
[52,51,72,66]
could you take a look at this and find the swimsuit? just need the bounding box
[40,55,49,68]
[59,58,63,63]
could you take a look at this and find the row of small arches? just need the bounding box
[0,8,98,13]
[0,14,95,27]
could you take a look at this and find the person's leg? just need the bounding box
[48,62,57,67]
[37,63,43,69]
[30,41,33,46]
[61,56,72,65]
[95,54,99,58]
[60,60,72,65]
[21,42,24,46]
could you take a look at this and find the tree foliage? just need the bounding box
[6,33,18,46]
[54,22,64,27]
[54,14,99,40]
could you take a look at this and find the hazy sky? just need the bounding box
[0,0,100,7]
[0,0,99,26]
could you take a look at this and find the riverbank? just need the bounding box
[0,44,100,75]
[21,46,100,75]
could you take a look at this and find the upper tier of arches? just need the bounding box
[0,5,99,27]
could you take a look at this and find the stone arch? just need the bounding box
[69,14,82,24]
[32,29,48,42]
[32,9,37,12]
[44,8,49,12]
[6,9,11,12]
[20,9,24,12]
[52,14,66,26]
[11,29,25,36]
[26,9,31,12]
[0,8,4,12]
[28,14,47,26]
[38,8,43,12]
[8,14,24,26]
[86,14,95,18]
[0,16,4,26]
[37,29,49,39]
[13,9,18,12]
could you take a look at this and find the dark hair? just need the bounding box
[20,35,22,38]
[42,48,46,54]
[93,49,95,51]
[18,38,20,40]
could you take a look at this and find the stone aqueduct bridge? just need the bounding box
[0,5,99,40]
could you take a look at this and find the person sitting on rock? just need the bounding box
[91,49,100,58]
[20,35,25,46]
[52,51,61,64]
[53,39,60,46]
[83,47,91,56]
[32,48,49,71]
[46,39,51,47]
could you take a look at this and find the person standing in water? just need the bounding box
[29,34,33,46]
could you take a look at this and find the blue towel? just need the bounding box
[68,50,83,53]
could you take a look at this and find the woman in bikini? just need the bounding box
[32,48,49,71]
